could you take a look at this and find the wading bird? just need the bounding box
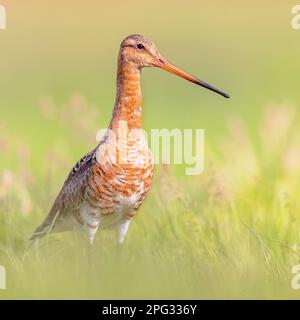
[31,34,229,244]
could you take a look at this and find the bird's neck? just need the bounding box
[109,61,142,131]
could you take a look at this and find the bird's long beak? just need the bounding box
[156,57,230,98]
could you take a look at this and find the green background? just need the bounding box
[0,1,300,299]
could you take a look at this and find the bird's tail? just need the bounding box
[30,222,52,241]
[30,210,60,241]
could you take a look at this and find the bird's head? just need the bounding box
[119,34,230,98]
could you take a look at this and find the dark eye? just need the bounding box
[137,43,144,49]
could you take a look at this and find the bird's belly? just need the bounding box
[85,161,154,228]
[82,185,151,229]
[102,174,151,212]
[100,193,143,228]
[83,137,154,228]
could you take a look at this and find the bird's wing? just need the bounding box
[30,148,97,239]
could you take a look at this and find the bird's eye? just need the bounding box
[137,43,144,49]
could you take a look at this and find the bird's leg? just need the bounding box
[85,223,99,267]
[86,222,100,245]
[77,208,100,265]
[78,206,100,245]
[85,234,92,264]
[116,218,131,246]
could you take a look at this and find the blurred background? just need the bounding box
[1,0,300,299]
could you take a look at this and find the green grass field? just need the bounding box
[1,1,300,299]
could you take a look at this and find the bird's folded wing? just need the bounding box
[31,148,97,239]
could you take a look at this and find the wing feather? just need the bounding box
[30,148,97,240]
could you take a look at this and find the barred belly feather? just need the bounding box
[86,133,154,226]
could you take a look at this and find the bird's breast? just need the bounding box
[87,135,154,217]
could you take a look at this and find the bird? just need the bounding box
[31,34,229,245]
